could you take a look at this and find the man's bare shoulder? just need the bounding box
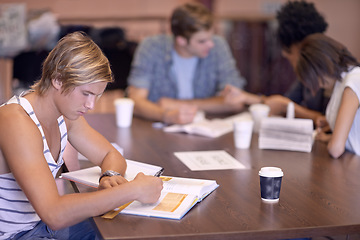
[0,104,40,174]
[0,104,39,138]
[0,103,31,124]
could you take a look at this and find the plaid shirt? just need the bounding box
[128,35,246,102]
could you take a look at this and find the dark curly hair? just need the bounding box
[276,0,328,49]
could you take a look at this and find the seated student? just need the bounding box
[276,0,330,114]
[0,32,163,239]
[294,33,360,159]
[127,2,247,125]
[221,0,330,126]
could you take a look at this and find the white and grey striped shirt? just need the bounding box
[0,95,67,239]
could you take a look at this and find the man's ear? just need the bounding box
[52,78,62,90]
[175,35,188,47]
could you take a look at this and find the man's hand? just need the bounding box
[315,115,330,133]
[315,131,332,143]
[220,84,247,109]
[162,105,198,124]
[98,175,128,190]
[157,98,198,124]
[133,173,163,204]
[264,95,290,116]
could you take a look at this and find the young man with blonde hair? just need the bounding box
[0,32,162,239]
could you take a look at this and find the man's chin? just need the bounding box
[199,53,209,58]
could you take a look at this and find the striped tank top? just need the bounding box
[0,95,68,239]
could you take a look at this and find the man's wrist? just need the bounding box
[259,95,266,104]
[99,170,122,183]
[162,109,170,123]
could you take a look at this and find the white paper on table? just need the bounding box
[174,150,246,171]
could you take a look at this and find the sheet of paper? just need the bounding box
[174,150,246,171]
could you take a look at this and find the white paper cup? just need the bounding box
[114,98,134,128]
[259,167,283,202]
[233,120,254,149]
[249,104,270,133]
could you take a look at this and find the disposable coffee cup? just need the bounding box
[233,120,254,149]
[114,98,134,128]
[249,104,270,133]
[259,167,283,202]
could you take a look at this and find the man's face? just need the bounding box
[58,81,107,120]
[184,30,214,58]
[281,43,301,69]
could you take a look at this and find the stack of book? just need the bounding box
[258,117,314,153]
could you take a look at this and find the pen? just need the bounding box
[155,168,164,177]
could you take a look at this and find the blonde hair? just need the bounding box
[31,31,113,95]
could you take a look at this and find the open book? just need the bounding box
[164,112,252,138]
[120,176,219,220]
[60,159,164,188]
[60,162,218,220]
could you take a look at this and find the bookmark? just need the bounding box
[101,201,133,219]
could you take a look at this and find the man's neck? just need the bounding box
[25,91,61,128]
[174,43,193,58]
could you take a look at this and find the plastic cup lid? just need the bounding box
[259,167,283,177]
[114,98,134,105]
[249,103,270,112]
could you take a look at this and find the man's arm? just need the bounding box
[158,95,245,114]
[66,116,128,188]
[127,86,197,124]
[265,94,323,122]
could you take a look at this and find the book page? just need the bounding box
[121,191,198,220]
[60,159,163,188]
[152,192,188,212]
[161,176,218,200]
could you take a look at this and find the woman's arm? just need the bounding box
[328,87,359,158]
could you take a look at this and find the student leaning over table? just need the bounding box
[294,33,360,159]
[220,0,329,128]
[127,2,253,125]
[0,32,163,240]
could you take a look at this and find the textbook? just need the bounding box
[163,112,252,138]
[120,176,219,220]
[61,162,218,220]
[60,159,164,188]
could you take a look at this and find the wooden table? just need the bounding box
[81,113,360,240]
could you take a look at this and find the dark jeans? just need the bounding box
[11,219,97,240]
